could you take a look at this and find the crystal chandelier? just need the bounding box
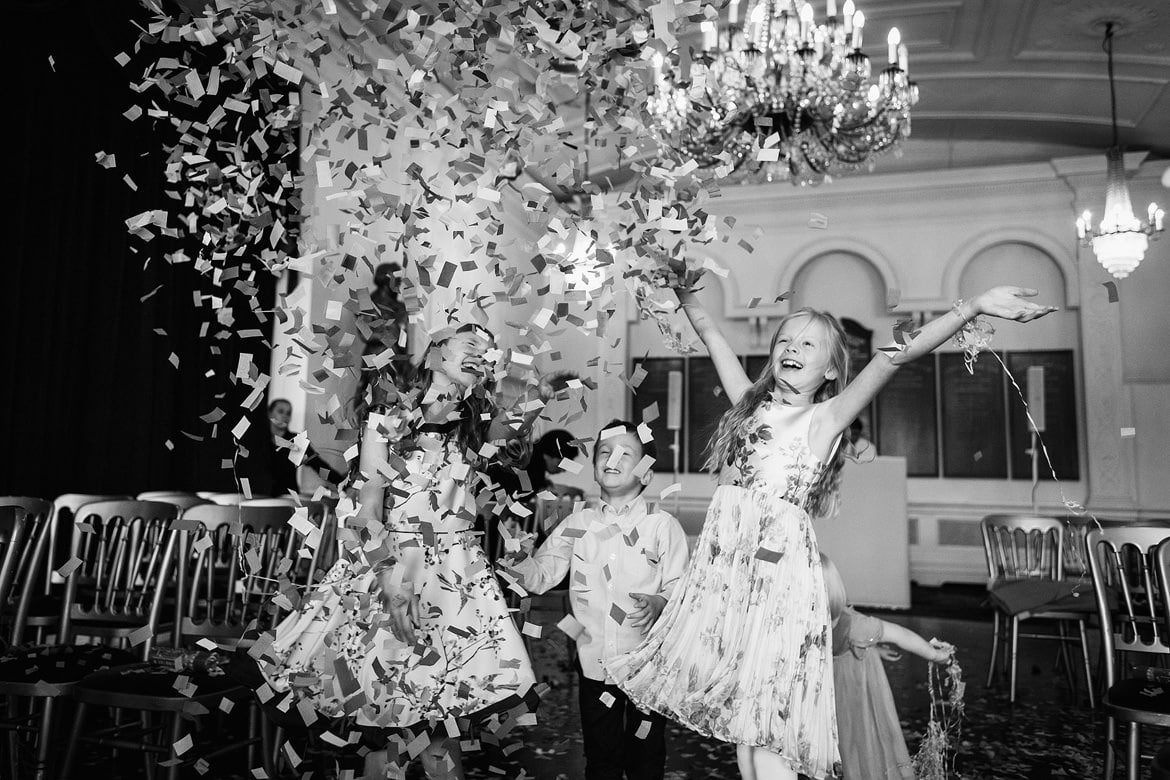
[1075,23,1163,280]
[648,0,919,185]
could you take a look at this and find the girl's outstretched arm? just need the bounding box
[812,286,1057,452]
[677,290,752,404]
[878,619,953,663]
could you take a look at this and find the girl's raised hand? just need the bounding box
[538,369,579,401]
[974,286,1059,322]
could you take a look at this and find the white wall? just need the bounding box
[587,156,1169,585]
[287,36,1169,585]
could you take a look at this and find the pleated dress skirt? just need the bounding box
[607,484,841,779]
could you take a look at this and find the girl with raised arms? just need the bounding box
[607,281,1055,780]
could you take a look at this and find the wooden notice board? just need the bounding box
[632,357,684,473]
[1007,350,1079,481]
[687,357,732,472]
[940,352,1008,478]
[875,356,939,476]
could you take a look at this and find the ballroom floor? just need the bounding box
[450,585,1165,780]
[58,585,1168,779]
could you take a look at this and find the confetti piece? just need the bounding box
[173,733,194,756]
[56,557,83,578]
[808,212,828,229]
[128,625,152,647]
[1103,281,1119,303]
[755,547,782,563]
[659,483,681,499]
[599,691,617,708]
[635,720,653,739]
[1120,427,1136,438]
[555,614,585,640]
[558,457,583,474]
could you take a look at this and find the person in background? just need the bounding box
[492,429,581,500]
[822,553,953,780]
[503,420,689,780]
[266,398,345,495]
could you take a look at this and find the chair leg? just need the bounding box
[6,696,20,780]
[33,697,56,780]
[272,725,285,774]
[59,701,87,779]
[1009,615,1020,703]
[1125,721,1140,780]
[1077,619,1095,709]
[166,714,184,780]
[1104,715,1116,780]
[987,611,1001,687]
[1056,621,1077,693]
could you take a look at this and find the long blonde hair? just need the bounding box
[703,308,850,518]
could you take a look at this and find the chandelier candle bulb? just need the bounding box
[843,0,854,33]
[800,3,814,40]
[827,0,837,16]
[898,43,908,71]
[852,11,865,48]
[703,20,718,51]
[887,27,900,64]
[729,0,740,25]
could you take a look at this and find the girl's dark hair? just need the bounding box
[702,308,850,519]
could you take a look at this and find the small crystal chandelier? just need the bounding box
[1075,22,1163,280]
[648,0,919,185]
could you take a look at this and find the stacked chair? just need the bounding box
[0,499,176,779]
[0,494,334,778]
[56,502,305,778]
[1085,525,1170,780]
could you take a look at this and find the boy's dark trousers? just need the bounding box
[579,675,667,780]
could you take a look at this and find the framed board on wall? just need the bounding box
[841,318,875,444]
[687,357,732,472]
[1007,350,1079,481]
[875,357,939,476]
[940,352,1008,478]
[632,357,685,473]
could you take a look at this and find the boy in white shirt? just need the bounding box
[503,420,689,780]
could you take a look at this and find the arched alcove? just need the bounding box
[956,242,1078,351]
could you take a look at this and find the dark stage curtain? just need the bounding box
[2,1,278,498]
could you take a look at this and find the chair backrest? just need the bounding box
[242,497,299,507]
[175,503,297,646]
[0,507,29,619]
[49,493,132,593]
[208,493,250,506]
[1086,525,1170,687]
[137,491,208,510]
[61,500,180,654]
[981,514,1066,582]
[0,497,54,644]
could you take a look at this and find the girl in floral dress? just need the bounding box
[608,283,1055,780]
[261,324,563,779]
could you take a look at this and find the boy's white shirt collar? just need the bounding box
[598,492,645,514]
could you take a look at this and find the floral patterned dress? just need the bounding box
[258,423,536,728]
[607,400,841,779]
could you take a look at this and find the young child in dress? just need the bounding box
[261,324,567,780]
[607,283,1055,780]
[821,554,952,780]
[504,420,689,780]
